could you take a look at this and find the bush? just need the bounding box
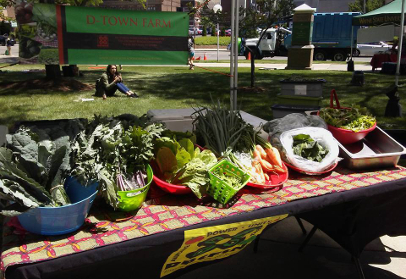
[194,36,231,46]
[211,26,216,36]
[202,25,207,36]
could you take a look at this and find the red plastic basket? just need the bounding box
[320,89,376,145]
[152,175,192,195]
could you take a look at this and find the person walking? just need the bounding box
[188,36,195,70]
[6,35,13,56]
[95,65,138,100]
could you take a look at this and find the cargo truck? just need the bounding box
[242,12,361,61]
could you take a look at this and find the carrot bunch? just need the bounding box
[250,143,286,184]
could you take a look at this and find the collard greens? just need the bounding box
[0,124,78,216]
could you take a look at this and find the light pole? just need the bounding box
[213,4,222,62]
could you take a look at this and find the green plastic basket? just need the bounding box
[117,164,153,212]
[208,159,251,204]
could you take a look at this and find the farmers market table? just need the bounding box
[2,166,406,279]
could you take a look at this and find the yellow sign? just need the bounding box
[160,214,288,277]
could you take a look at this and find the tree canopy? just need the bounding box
[348,0,385,13]
[239,0,294,38]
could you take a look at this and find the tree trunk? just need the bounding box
[250,52,255,87]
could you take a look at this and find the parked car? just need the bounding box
[353,41,392,57]
[225,29,231,36]
[188,28,202,36]
[0,34,11,46]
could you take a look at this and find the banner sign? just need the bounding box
[17,3,189,65]
[160,214,288,277]
[353,14,402,26]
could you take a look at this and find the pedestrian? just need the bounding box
[95,65,138,100]
[6,35,13,56]
[188,36,195,70]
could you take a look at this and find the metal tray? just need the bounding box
[337,126,406,170]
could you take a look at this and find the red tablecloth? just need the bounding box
[370,53,398,70]
[2,166,406,279]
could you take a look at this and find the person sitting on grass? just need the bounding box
[95,65,138,100]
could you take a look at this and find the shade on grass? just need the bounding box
[0,64,405,131]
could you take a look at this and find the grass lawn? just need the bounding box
[0,64,405,133]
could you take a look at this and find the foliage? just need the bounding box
[0,120,86,216]
[71,114,165,209]
[194,36,230,45]
[239,0,294,38]
[202,24,207,36]
[319,106,376,132]
[292,134,329,162]
[0,0,145,9]
[348,0,385,13]
[193,100,256,156]
[154,137,217,198]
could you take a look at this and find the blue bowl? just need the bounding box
[18,177,98,236]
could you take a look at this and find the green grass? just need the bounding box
[0,64,405,133]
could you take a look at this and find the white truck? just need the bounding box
[241,12,361,61]
[243,27,291,59]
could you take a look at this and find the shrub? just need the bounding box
[202,25,207,36]
[194,36,231,46]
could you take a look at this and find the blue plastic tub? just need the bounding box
[18,177,98,236]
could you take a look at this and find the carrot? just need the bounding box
[265,147,283,168]
[255,145,267,159]
[252,161,265,183]
[252,149,261,160]
[273,165,287,174]
[272,147,283,168]
[259,158,275,172]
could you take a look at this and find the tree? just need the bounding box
[348,0,385,13]
[239,0,294,87]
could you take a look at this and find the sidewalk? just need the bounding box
[0,51,372,72]
[193,62,373,72]
[177,216,406,279]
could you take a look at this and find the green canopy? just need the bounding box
[352,0,406,26]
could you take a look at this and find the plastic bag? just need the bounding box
[263,113,327,162]
[280,127,339,172]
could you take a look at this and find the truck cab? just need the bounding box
[243,27,291,59]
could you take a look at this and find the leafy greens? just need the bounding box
[292,134,329,162]
[71,115,165,209]
[0,124,78,216]
[154,137,217,198]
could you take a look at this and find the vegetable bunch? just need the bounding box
[154,136,217,198]
[71,116,165,209]
[225,136,286,186]
[319,106,376,132]
[193,101,255,156]
[292,134,329,162]
[0,126,75,216]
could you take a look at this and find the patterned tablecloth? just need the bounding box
[2,166,406,276]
